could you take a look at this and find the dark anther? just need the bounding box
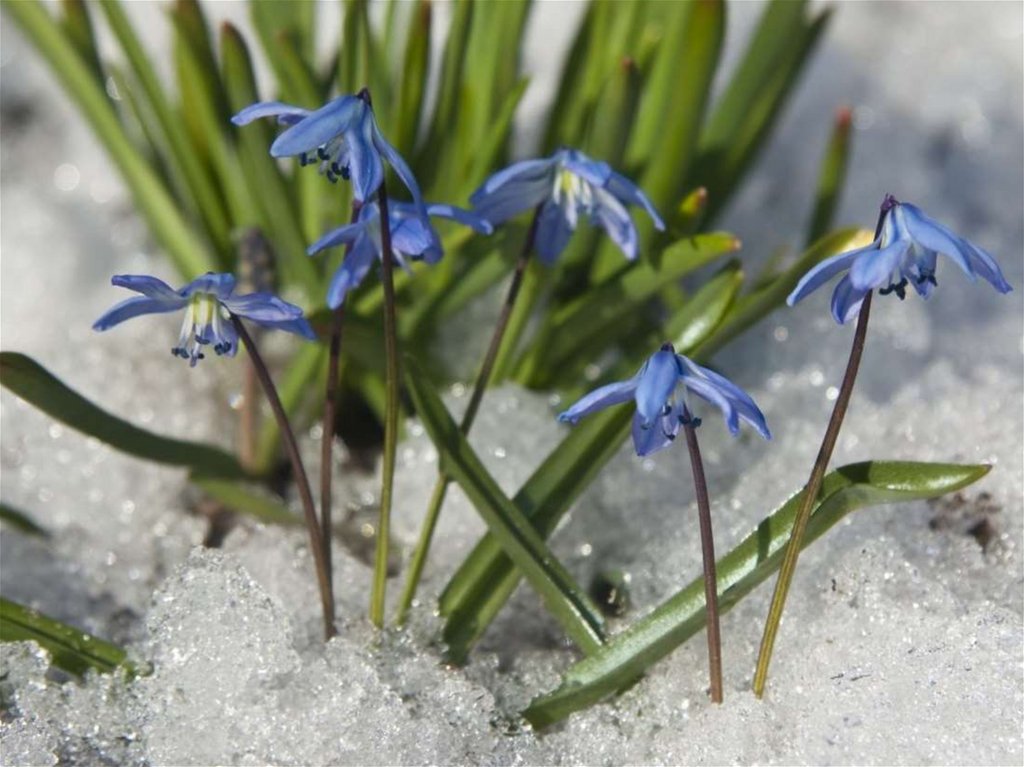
[340,165,351,180]
[659,341,675,353]
[317,147,329,161]
[679,413,702,428]
[330,162,343,176]
[917,273,938,286]
[661,404,672,416]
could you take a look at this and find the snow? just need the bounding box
[2,1,1022,765]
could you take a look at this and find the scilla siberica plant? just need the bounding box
[1,0,1012,730]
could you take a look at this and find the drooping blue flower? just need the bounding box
[788,195,1012,324]
[469,148,665,263]
[93,273,316,367]
[558,343,771,456]
[231,92,422,205]
[308,201,493,309]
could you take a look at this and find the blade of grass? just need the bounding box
[0,352,245,478]
[0,597,138,677]
[7,0,214,277]
[0,502,49,538]
[806,106,853,246]
[405,357,606,655]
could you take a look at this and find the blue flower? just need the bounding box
[231,92,423,205]
[788,195,1012,324]
[308,201,493,309]
[93,273,316,367]
[558,343,771,456]
[469,148,665,263]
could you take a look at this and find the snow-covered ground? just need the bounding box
[2,2,1022,764]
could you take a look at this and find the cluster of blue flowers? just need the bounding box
[94,89,1011,453]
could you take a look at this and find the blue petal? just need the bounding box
[327,238,376,308]
[182,272,236,300]
[591,186,639,260]
[93,296,185,331]
[897,203,976,281]
[606,171,665,231]
[560,151,612,186]
[535,200,575,265]
[391,215,441,263]
[962,241,1013,293]
[231,101,310,126]
[678,356,771,440]
[848,241,907,291]
[110,274,181,300]
[830,273,870,324]
[470,175,553,226]
[633,350,679,427]
[220,292,305,323]
[308,221,368,255]
[474,157,556,197]
[557,375,640,424]
[348,108,385,202]
[786,244,877,306]
[270,95,361,157]
[373,128,426,209]
[631,404,681,457]
[253,315,318,341]
[425,204,494,235]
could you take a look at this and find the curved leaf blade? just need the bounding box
[0,352,245,479]
[523,461,991,728]
[0,597,138,677]
[404,357,606,656]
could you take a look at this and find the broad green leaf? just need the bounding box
[0,597,138,677]
[806,106,853,246]
[405,357,606,656]
[523,461,991,728]
[518,232,741,387]
[664,262,743,352]
[0,352,245,479]
[0,502,49,538]
[6,0,214,277]
[691,227,867,358]
[437,268,740,661]
[190,475,299,526]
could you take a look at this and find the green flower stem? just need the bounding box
[320,202,363,610]
[395,207,542,625]
[752,289,872,696]
[230,315,335,640]
[682,409,723,704]
[371,178,400,628]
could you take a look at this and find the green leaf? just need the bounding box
[518,232,741,388]
[393,1,431,157]
[405,357,606,656]
[0,597,138,677]
[59,0,104,82]
[220,22,319,296]
[806,106,853,246]
[0,352,245,479]
[523,461,991,728]
[664,261,743,352]
[6,0,214,278]
[690,228,867,358]
[695,1,833,222]
[190,475,299,526]
[0,502,49,538]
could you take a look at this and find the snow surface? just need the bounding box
[2,1,1022,765]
